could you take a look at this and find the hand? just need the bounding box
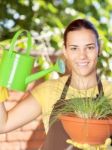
[66,138,112,150]
[0,87,9,102]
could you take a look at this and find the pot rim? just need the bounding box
[59,115,112,124]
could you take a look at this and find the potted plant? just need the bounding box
[52,95,112,145]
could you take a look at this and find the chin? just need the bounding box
[77,73,89,77]
[78,70,97,77]
[73,70,93,77]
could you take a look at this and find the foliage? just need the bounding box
[0,0,112,78]
[53,96,112,120]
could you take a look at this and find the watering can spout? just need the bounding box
[25,59,65,84]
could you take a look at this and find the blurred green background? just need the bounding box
[0,0,112,80]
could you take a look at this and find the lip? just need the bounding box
[77,62,89,66]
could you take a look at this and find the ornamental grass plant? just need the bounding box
[51,95,112,145]
[52,95,112,121]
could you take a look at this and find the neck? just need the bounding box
[70,71,98,90]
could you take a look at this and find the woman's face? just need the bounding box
[64,28,99,77]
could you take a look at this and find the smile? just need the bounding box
[77,62,89,66]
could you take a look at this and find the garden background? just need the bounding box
[0,0,112,149]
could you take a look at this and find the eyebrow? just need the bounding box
[69,43,96,47]
[86,43,96,46]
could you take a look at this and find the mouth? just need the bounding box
[77,62,89,67]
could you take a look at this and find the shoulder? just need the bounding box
[31,75,69,108]
[31,75,69,97]
[36,75,69,89]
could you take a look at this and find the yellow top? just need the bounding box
[31,75,112,133]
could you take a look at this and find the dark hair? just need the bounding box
[64,19,99,47]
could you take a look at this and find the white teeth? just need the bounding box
[78,63,88,66]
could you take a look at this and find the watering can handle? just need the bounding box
[8,30,32,56]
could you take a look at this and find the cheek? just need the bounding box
[89,55,98,66]
[65,51,73,61]
[88,51,98,60]
[93,55,98,61]
[67,51,77,60]
[65,52,75,68]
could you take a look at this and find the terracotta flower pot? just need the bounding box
[59,115,112,145]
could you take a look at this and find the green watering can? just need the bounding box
[0,30,65,91]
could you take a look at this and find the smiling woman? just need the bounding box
[64,29,98,78]
[34,19,112,150]
[0,19,111,150]
[63,20,100,90]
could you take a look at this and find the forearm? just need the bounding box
[0,88,42,133]
[0,103,8,133]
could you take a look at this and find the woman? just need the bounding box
[0,19,112,150]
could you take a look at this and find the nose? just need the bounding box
[79,49,87,59]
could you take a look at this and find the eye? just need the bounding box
[87,46,95,50]
[71,47,78,51]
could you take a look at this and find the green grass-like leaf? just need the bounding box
[53,96,112,120]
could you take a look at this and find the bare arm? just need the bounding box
[0,94,42,133]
